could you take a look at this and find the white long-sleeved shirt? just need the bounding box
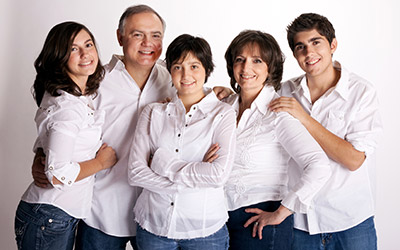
[224,85,331,214]
[279,61,383,234]
[22,91,104,218]
[82,55,176,236]
[128,88,236,239]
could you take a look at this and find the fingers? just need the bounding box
[203,143,220,163]
[244,215,259,228]
[245,208,263,215]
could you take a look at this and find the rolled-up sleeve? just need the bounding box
[44,107,83,189]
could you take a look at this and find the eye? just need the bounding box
[254,58,263,64]
[234,57,244,63]
[295,44,305,51]
[172,65,181,71]
[71,47,78,52]
[191,64,199,70]
[312,40,320,46]
[153,34,162,39]
[86,42,94,48]
[132,32,143,38]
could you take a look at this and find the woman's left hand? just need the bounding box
[244,205,292,240]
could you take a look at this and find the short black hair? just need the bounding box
[166,34,214,83]
[287,13,336,52]
[225,30,284,93]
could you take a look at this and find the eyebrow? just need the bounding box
[294,36,323,47]
[72,39,92,46]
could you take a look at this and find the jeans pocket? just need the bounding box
[14,212,28,250]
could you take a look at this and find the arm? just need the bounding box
[44,105,116,188]
[151,109,236,188]
[32,144,116,186]
[128,105,180,194]
[275,112,332,213]
[269,97,364,171]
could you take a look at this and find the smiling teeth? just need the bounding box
[307,59,319,65]
[141,51,152,54]
[80,61,92,66]
[241,75,254,79]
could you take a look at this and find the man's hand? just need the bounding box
[269,97,310,125]
[32,148,49,188]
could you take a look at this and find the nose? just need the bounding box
[141,35,151,46]
[242,59,251,71]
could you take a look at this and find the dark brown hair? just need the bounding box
[33,21,104,106]
[166,34,214,83]
[287,13,336,52]
[225,30,284,93]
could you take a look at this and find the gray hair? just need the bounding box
[118,5,166,35]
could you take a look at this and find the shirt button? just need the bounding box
[193,107,196,110]
[170,202,174,206]
[49,166,54,170]
[178,134,181,137]
[175,149,179,152]
[68,181,72,185]
[41,226,45,230]
[189,114,192,117]
[61,177,65,181]
[48,219,53,223]
[185,124,188,127]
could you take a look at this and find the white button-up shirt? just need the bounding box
[22,91,104,218]
[224,85,331,213]
[82,55,176,236]
[128,88,236,239]
[279,61,383,234]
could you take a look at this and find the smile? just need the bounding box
[139,51,154,55]
[240,74,256,80]
[306,58,320,65]
[79,61,93,67]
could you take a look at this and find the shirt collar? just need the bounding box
[169,87,218,115]
[252,85,277,115]
[331,61,349,100]
[293,61,349,101]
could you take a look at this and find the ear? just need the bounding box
[330,38,338,54]
[117,29,123,46]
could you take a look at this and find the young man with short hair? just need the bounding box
[269,13,383,249]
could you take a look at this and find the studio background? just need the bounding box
[1,0,398,249]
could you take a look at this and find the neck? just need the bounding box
[237,86,262,123]
[306,64,340,103]
[179,91,205,113]
[124,61,154,91]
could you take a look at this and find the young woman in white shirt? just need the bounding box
[128,34,236,250]
[222,30,331,249]
[14,22,117,250]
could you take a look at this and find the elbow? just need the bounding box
[346,154,366,172]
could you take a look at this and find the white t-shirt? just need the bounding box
[22,90,104,218]
[224,85,331,213]
[128,88,236,239]
[279,61,383,234]
[82,55,176,237]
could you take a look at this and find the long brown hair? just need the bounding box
[33,21,104,106]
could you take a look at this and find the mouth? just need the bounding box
[306,58,320,65]
[181,81,195,87]
[79,60,93,67]
[139,50,154,55]
[240,74,256,80]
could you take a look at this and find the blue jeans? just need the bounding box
[136,224,229,250]
[227,201,293,250]
[14,200,79,250]
[75,220,137,250]
[292,216,377,250]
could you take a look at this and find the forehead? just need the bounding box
[124,12,163,33]
[294,29,328,43]
[73,29,91,43]
[176,52,201,64]
[239,42,261,56]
